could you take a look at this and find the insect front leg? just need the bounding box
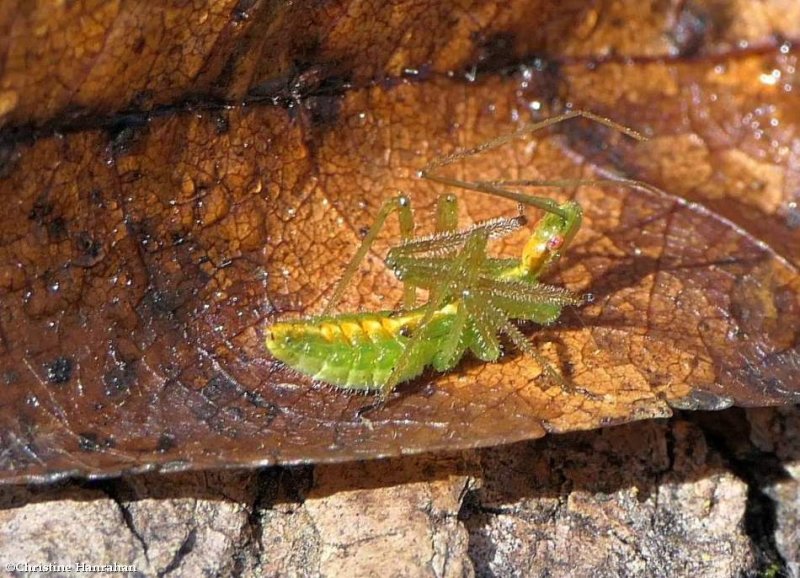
[501,320,601,400]
[378,229,491,399]
[395,191,461,308]
[435,193,458,233]
[501,321,570,388]
[322,195,415,316]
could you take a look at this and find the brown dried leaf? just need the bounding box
[0,0,798,483]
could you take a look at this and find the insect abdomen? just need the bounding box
[266,310,451,391]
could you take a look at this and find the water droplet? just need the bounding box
[758,69,781,86]
[521,67,533,81]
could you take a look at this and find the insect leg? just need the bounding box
[431,218,488,371]
[478,279,584,322]
[435,193,458,233]
[501,320,601,400]
[463,292,505,361]
[501,320,567,387]
[322,195,414,316]
[378,229,490,398]
[432,300,468,371]
[397,193,460,308]
[388,213,524,263]
[387,215,524,290]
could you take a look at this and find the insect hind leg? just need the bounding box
[322,195,415,316]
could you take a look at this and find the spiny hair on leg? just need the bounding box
[395,215,526,257]
[477,279,583,307]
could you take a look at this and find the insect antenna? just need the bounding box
[422,110,646,176]
[418,109,651,217]
[475,177,664,197]
[421,173,569,218]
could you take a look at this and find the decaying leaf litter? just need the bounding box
[0,1,798,483]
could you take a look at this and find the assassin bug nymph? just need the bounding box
[266,110,653,398]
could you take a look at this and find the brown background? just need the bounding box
[0,0,798,575]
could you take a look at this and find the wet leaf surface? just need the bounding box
[0,0,798,483]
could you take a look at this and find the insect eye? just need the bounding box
[546,235,564,251]
[399,327,411,338]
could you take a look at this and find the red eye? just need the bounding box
[547,235,564,250]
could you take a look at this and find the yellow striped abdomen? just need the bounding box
[265,306,456,391]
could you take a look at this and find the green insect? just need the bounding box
[266,110,652,398]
